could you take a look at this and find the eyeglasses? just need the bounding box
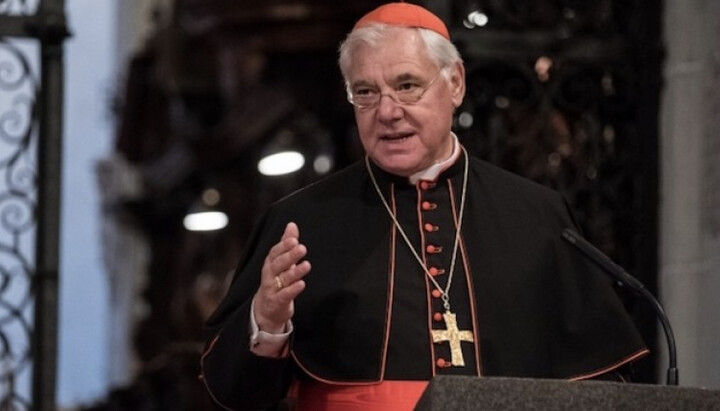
[346,71,443,110]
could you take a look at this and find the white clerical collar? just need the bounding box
[408,133,461,185]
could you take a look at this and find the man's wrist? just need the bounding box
[249,297,293,356]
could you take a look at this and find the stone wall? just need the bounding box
[660,0,720,389]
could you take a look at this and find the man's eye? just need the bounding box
[354,88,375,96]
[397,82,420,92]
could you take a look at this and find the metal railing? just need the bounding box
[0,0,69,409]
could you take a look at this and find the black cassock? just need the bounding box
[201,151,648,409]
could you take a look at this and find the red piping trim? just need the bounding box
[291,352,383,385]
[199,333,238,411]
[416,184,438,377]
[447,178,483,376]
[567,348,650,381]
[381,184,397,379]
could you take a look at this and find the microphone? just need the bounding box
[561,228,678,386]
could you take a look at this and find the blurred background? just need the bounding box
[1,0,719,409]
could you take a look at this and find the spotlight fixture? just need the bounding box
[183,188,229,232]
[257,129,307,176]
[258,151,305,176]
[465,10,489,28]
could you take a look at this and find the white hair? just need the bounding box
[338,23,463,85]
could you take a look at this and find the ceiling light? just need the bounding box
[258,151,305,176]
[183,188,228,232]
[465,10,489,28]
[183,211,228,232]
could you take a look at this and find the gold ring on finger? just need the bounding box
[274,275,284,291]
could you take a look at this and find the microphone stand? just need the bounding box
[561,228,679,386]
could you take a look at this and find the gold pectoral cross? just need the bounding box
[431,311,474,367]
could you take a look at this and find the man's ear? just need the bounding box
[449,62,466,108]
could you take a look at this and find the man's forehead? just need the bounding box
[347,34,436,79]
[348,49,437,84]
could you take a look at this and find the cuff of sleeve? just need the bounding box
[249,298,293,357]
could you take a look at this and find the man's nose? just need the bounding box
[376,93,403,119]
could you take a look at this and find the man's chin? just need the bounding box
[371,157,420,177]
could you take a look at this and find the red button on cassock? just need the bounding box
[426,245,442,254]
[433,312,443,322]
[424,223,436,232]
[420,181,436,190]
[436,358,449,368]
[431,289,442,298]
[421,201,436,211]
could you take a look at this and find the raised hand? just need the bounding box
[253,222,311,333]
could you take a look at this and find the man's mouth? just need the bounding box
[380,132,413,141]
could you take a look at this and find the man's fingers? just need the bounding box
[274,260,311,291]
[267,243,307,278]
[263,239,305,286]
[281,222,300,241]
[273,277,307,304]
[266,235,298,261]
[265,222,302,262]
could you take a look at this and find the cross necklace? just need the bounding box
[365,148,474,367]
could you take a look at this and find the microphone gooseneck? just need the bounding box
[561,228,678,386]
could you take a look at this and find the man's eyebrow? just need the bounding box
[349,79,375,89]
[395,73,422,82]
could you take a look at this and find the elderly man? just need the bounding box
[201,3,648,410]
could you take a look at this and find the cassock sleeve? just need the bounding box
[200,210,295,410]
